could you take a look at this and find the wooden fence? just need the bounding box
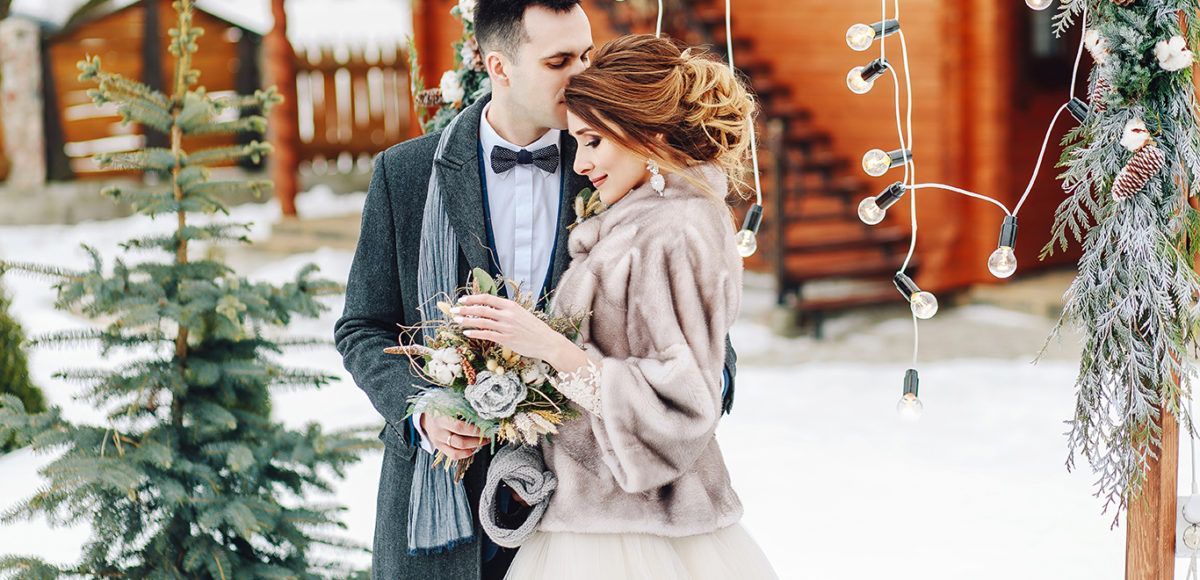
[294,44,412,174]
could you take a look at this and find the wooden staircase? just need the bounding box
[599,1,916,338]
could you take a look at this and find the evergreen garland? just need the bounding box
[410,0,491,133]
[0,283,45,453]
[1043,0,1200,526]
[0,1,374,576]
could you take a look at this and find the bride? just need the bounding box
[454,34,777,580]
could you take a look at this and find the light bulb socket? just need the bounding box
[893,272,921,300]
[741,204,763,233]
[860,58,889,82]
[903,368,919,397]
[886,148,912,168]
[1067,97,1090,123]
[998,215,1018,248]
[875,181,907,210]
[872,19,901,38]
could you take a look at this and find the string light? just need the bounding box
[862,148,911,177]
[735,205,762,257]
[893,272,938,320]
[1066,96,1090,123]
[897,368,924,420]
[847,58,888,94]
[846,19,900,52]
[988,216,1019,279]
[844,0,1093,413]
[857,181,907,225]
[721,0,766,258]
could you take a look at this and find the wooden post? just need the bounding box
[1126,407,1179,579]
[265,0,299,217]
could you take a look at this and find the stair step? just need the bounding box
[798,289,903,314]
[784,227,908,254]
[796,151,848,172]
[783,253,909,282]
[764,103,812,123]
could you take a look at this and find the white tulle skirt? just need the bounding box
[504,522,778,580]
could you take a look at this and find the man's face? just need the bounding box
[498,5,593,130]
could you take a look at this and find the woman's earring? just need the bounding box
[647,159,666,197]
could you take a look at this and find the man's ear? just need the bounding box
[485,52,511,88]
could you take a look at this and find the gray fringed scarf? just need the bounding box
[408,111,476,556]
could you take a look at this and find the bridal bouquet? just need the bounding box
[385,268,585,470]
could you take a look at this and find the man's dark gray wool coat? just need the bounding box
[333,95,738,580]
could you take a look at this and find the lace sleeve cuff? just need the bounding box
[552,360,602,417]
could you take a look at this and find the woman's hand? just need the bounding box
[453,294,564,362]
[453,294,590,374]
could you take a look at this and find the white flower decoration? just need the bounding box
[432,348,463,367]
[460,37,483,71]
[458,0,477,23]
[440,71,465,104]
[520,360,551,385]
[1084,29,1109,64]
[1155,35,1194,72]
[1120,118,1151,152]
[425,348,463,385]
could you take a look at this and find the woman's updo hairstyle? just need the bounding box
[564,34,757,197]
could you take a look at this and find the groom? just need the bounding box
[335,1,737,578]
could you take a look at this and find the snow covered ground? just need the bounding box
[0,189,1171,579]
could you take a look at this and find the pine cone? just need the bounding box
[415,88,443,108]
[1090,77,1112,113]
[1112,142,1165,201]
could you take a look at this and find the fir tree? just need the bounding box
[0,282,45,453]
[0,1,374,576]
[1043,0,1200,526]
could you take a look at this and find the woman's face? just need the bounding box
[567,110,647,202]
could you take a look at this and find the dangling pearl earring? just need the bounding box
[647,159,666,197]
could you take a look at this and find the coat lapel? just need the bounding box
[435,96,493,273]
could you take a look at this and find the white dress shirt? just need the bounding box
[413,103,563,452]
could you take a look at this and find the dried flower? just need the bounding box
[465,370,527,419]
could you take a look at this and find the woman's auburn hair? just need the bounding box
[564,34,758,199]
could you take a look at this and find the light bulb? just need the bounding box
[862,149,893,177]
[988,246,1017,278]
[1025,0,1054,10]
[896,392,924,421]
[846,23,876,51]
[735,229,758,257]
[910,291,938,319]
[846,66,875,94]
[858,197,886,225]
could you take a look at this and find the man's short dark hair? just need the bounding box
[474,0,581,60]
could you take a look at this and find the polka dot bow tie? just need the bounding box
[490,144,560,174]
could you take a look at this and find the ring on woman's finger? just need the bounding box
[445,433,454,447]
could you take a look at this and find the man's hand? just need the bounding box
[422,414,488,460]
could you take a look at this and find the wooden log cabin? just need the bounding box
[411,0,1086,330]
[35,0,412,182]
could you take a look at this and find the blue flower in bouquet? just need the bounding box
[465,370,527,420]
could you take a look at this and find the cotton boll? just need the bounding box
[440,71,465,104]
[1120,118,1150,152]
[1084,29,1109,64]
[1155,35,1194,72]
[458,0,476,23]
